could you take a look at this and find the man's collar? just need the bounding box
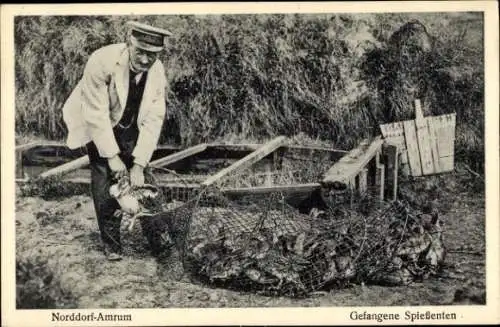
[129,61,139,74]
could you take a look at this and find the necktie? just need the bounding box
[130,72,142,85]
[134,72,143,85]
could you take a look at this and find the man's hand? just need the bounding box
[130,163,145,187]
[108,155,127,179]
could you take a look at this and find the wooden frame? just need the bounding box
[15,136,399,204]
[15,141,61,178]
[16,142,38,178]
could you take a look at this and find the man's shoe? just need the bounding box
[106,252,123,261]
[104,247,123,261]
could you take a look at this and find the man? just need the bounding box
[62,21,172,261]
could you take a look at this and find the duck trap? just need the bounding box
[16,134,446,297]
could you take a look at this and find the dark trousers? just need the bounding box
[86,125,161,254]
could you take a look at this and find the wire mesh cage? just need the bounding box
[120,149,446,298]
[132,184,446,297]
[176,187,445,297]
[351,196,446,287]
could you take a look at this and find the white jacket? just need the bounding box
[62,43,167,167]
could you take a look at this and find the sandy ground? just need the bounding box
[15,171,486,308]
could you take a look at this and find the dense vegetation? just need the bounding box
[14,13,484,172]
[14,13,486,308]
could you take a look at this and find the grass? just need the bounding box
[14,13,484,173]
[18,176,90,200]
[16,250,78,309]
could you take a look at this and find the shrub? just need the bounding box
[19,176,90,200]
[16,252,78,309]
[14,13,484,172]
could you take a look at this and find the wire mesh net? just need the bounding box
[180,189,444,297]
[117,167,201,258]
[119,149,446,297]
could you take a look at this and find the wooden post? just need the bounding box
[264,160,273,186]
[415,100,435,175]
[348,176,355,208]
[273,150,280,170]
[358,168,368,195]
[399,149,410,177]
[375,150,385,203]
[16,150,25,179]
[384,142,399,201]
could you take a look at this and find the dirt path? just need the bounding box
[15,175,485,308]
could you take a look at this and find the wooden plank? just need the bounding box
[156,144,183,151]
[207,143,262,151]
[16,141,67,157]
[380,121,410,176]
[427,117,441,173]
[414,100,434,175]
[40,178,202,190]
[284,145,348,154]
[416,117,434,175]
[396,148,410,177]
[16,141,43,151]
[38,156,90,178]
[202,136,288,187]
[150,143,208,168]
[154,174,208,184]
[16,176,319,198]
[380,122,405,149]
[207,143,348,155]
[16,177,90,185]
[57,177,89,184]
[383,143,399,202]
[221,183,321,196]
[433,113,456,172]
[264,161,273,186]
[414,99,424,121]
[438,157,454,172]
[403,120,423,176]
[322,137,384,188]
